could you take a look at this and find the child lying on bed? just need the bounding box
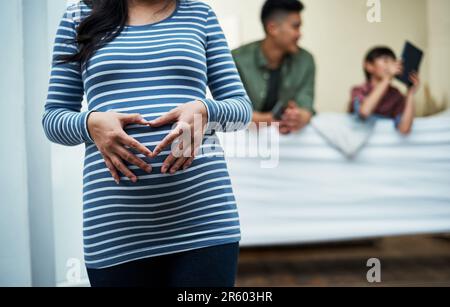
[349,46,420,135]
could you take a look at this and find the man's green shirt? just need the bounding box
[232,40,316,114]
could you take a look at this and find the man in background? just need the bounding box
[232,0,316,134]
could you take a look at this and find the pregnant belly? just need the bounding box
[82,130,231,211]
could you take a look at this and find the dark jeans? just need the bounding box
[86,242,240,287]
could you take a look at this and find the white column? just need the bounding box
[22,0,57,287]
[0,0,33,287]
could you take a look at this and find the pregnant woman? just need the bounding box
[42,0,252,287]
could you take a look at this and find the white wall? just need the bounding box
[207,0,438,114]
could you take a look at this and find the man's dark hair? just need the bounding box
[261,0,304,32]
[364,46,397,80]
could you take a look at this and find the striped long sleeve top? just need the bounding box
[42,0,252,269]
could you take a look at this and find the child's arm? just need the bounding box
[359,60,402,119]
[358,77,391,119]
[397,72,420,135]
[397,94,415,135]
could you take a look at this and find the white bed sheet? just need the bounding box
[220,113,450,246]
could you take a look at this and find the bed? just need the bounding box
[220,111,450,246]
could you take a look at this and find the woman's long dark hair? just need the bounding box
[59,0,173,69]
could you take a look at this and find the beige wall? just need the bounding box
[427,0,450,112]
[207,0,448,115]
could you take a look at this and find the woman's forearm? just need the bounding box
[201,95,253,132]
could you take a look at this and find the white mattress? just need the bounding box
[220,113,450,246]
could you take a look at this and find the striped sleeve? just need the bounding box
[42,5,95,146]
[200,7,253,132]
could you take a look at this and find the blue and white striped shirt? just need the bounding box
[42,0,252,269]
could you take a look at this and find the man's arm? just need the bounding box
[252,112,275,126]
[279,54,315,134]
[279,102,312,134]
[294,54,315,116]
[252,102,311,134]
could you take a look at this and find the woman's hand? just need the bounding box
[87,112,153,184]
[148,101,208,174]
